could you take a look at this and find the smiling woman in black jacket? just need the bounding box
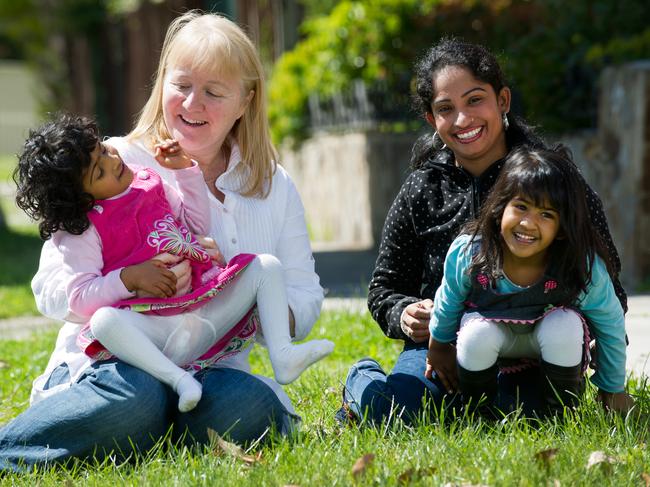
[339,38,626,424]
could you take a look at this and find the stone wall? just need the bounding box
[561,61,650,291]
[280,131,416,249]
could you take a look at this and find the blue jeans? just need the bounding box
[344,343,543,424]
[0,360,298,473]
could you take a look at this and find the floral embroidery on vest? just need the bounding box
[146,214,210,263]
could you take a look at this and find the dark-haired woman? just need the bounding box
[339,38,626,423]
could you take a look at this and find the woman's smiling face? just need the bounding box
[162,65,252,164]
[427,66,511,176]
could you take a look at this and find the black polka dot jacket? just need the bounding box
[367,156,627,344]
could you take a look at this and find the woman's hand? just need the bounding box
[596,390,636,414]
[196,235,226,266]
[425,337,458,393]
[120,258,178,298]
[154,139,193,170]
[400,299,433,343]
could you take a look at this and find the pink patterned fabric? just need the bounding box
[77,166,256,365]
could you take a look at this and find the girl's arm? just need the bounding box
[162,164,211,236]
[61,229,179,320]
[428,234,474,342]
[155,140,211,236]
[58,228,136,320]
[578,256,627,393]
[274,171,324,341]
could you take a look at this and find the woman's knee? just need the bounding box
[175,368,296,445]
[457,318,504,370]
[536,309,583,366]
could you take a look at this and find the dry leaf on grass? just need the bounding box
[207,428,262,465]
[398,466,436,484]
[534,448,559,469]
[0,360,9,369]
[351,453,375,479]
[586,450,619,473]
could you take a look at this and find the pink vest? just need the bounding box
[78,166,257,368]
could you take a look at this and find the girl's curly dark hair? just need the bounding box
[14,113,99,240]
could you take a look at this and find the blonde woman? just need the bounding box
[0,11,325,471]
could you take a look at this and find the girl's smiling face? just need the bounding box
[82,143,133,200]
[426,66,511,177]
[500,195,561,266]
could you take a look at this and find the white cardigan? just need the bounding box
[30,137,324,410]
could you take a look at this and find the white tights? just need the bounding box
[456,308,583,372]
[90,254,334,412]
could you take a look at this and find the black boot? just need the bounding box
[457,364,499,418]
[541,361,585,416]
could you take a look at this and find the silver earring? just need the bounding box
[502,112,510,131]
[432,131,447,150]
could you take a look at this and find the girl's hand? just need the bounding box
[425,337,458,393]
[196,235,226,266]
[120,258,178,298]
[154,139,193,170]
[596,390,636,414]
[400,299,433,343]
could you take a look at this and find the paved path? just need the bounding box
[1,296,648,377]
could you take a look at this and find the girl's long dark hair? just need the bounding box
[14,113,98,240]
[411,37,545,168]
[465,145,612,305]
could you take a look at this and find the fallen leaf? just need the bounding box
[398,466,436,484]
[351,453,375,479]
[642,472,650,487]
[207,428,261,465]
[0,360,8,369]
[534,448,559,469]
[586,451,618,473]
[552,481,561,487]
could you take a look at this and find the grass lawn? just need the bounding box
[1,309,649,485]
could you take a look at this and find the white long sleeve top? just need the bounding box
[30,136,324,409]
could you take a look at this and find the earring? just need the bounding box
[432,131,447,150]
[502,112,510,131]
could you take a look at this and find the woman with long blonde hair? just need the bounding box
[0,11,325,471]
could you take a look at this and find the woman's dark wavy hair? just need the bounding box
[14,113,98,240]
[465,145,612,306]
[411,37,545,168]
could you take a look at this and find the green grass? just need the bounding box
[0,226,41,318]
[1,311,649,485]
[0,153,17,183]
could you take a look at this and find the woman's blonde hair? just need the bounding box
[129,10,277,198]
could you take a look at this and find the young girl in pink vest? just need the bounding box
[15,114,334,412]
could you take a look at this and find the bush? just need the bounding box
[269,0,650,144]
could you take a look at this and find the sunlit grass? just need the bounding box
[1,311,649,485]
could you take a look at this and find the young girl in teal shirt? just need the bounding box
[426,146,633,415]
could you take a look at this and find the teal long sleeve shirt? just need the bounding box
[429,234,627,393]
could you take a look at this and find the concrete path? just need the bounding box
[1,296,648,377]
